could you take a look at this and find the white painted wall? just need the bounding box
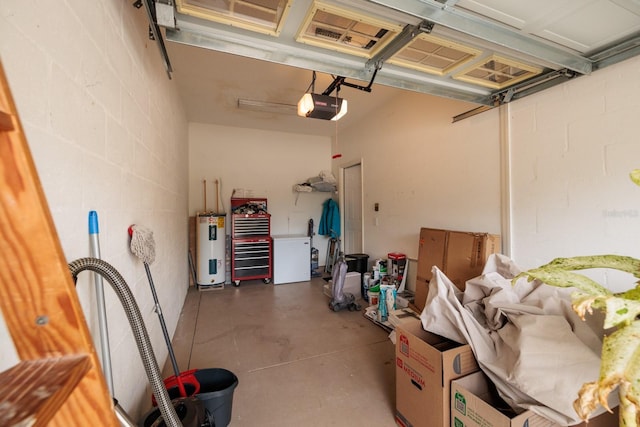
[188,123,333,267]
[509,56,640,292]
[334,91,502,280]
[0,0,189,419]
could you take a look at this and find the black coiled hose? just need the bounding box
[68,257,181,427]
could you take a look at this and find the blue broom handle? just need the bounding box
[89,211,114,395]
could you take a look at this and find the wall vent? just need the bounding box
[296,1,401,58]
[454,55,542,89]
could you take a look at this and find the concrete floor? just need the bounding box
[168,276,397,426]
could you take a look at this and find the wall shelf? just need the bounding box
[294,184,336,193]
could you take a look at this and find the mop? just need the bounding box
[128,224,198,399]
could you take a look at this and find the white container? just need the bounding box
[343,272,361,298]
[272,235,310,285]
[196,213,226,286]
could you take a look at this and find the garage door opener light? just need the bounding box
[297,93,347,121]
[298,71,347,121]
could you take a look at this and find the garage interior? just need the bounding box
[1,0,640,426]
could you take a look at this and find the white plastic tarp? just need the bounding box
[420,254,617,425]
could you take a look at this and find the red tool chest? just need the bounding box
[230,197,272,286]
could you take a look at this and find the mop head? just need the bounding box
[129,224,156,265]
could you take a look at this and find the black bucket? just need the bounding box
[346,253,369,298]
[161,368,238,427]
[193,368,239,427]
[140,396,206,427]
[345,255,358,272]
[346,253,369,273]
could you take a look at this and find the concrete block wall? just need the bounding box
[509,56,640,291]
[0,0,189,418]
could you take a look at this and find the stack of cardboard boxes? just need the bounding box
[396,227,617,427]
[395,316,617,427]
[413,228,501,312]
[395,318,478,427]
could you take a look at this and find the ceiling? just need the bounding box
[165,42,409,136]
[146,0,640,136]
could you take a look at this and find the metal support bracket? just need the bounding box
[453,68,580,122]
[134,0,173,79]
[155,2,176,29]
[322,66,381,96]
[365,20,434,72]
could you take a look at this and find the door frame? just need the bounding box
[338,158,364,255]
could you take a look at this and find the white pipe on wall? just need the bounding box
[499,103,513,257]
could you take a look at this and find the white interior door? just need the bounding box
[343,163,362,255]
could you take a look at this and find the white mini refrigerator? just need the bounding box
[272,235,310,285]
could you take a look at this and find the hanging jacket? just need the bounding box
[319,198,340,238]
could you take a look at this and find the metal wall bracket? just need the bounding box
[134,0,173,79]
[453,68,580,122]
[156,2,176,29]
[322,66,381,96]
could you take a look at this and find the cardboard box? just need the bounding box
[388,308,421,329]
[413,277,429,313]
[415,228,501,309]
[396,318,479,427]
[395,290,414,308]
[323,283,331,298]
[451,372,558,427]
[417,228,501,286]
[388,252,407,281]
[451,371,618,427]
